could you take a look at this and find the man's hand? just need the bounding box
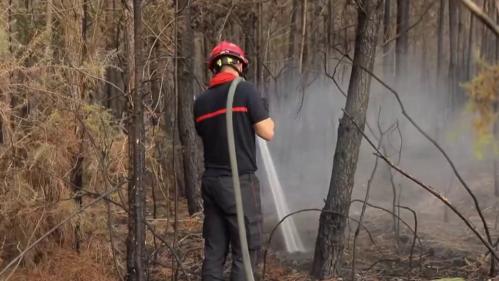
[254,118,274,141]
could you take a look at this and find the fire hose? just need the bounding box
[226,77,255,281]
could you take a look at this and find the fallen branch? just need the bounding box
[144,222,191,281]
[261,201,422,280]
[350,200,423,252]
[261,209,380,281]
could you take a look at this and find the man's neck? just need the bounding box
[219,67,240,77]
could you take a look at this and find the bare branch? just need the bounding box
[343,110,499,261]
[332,45,494,255]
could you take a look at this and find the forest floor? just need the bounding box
[5,171,499,281]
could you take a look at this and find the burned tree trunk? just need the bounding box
[466,10,474,80]
[177,0,201,215]
[311,0,383,278]
[256,0,264,90]
[448,0,458,109]
[495,103,499,197]
[70,0,89,253]
[383,0,393,81]
[125,0,146,280]
[395,0,410,80]
[494,2,499,198]
[327,0,336,56]
[437,0,446,81]
[285,0,301,83]
[104,0,125,118]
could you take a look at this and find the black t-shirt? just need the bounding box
[194,80,269,176]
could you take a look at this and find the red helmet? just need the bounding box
[208,41,249,73]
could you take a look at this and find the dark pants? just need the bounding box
[201,174,263,281]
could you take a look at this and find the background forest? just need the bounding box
[0,0,498,280]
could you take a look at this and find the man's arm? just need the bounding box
[254,117,274,141]
[244,82,274,141]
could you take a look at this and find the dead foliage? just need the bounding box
[8,247,116,281]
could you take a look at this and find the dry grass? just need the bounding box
[8,247,117,281]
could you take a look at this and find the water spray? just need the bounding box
[226,77,306,281]
[258,138,305,253]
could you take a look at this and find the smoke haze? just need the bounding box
[256,60,495,256]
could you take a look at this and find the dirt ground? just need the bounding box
[259,143,499,281]
[6,156,499,281]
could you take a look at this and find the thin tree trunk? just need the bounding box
[494,3,499,196]
[496,2,499,61]
[1,0,13,145]
[481,0,489,59]
[466,10,474,80]
[298,0,307,75]
[449,0,458,110]
[495,103,499,197]
[286,0,301,83]
[327,0,335,55]
[70,0,89,254]
[383,0,393,81]
[342,2,349,82]
[437,0,446,80]
[311,0,383,278]
[104,0,124,118]
[257,0,264,90]
[395,0,409,80]
[459,0,499,37]
[457,3,463,77]
[45,0,53,59]
[421,24,429,90]
[309,0,322,73]
[177,0,201,215]
[125,0,146,280]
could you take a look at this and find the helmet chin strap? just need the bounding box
[228,64,245,78]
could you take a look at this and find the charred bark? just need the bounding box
[70,153,83,252]
[104,0,125,118]
[70,0,89,254]
[125,0,147,280]
[311,0,383,278]
[177,0,201,215]
[466,10,474,80]
[327,0,335,54]
[383,0,393,81]
[495,102,499,197]
[257,0,264,90]
[449,0,458,109]
[437,0,446,80]
[395,0,409,80]
[495,0,499,201]
[285,0,301,83]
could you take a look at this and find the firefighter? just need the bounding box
[194,41,274,281]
